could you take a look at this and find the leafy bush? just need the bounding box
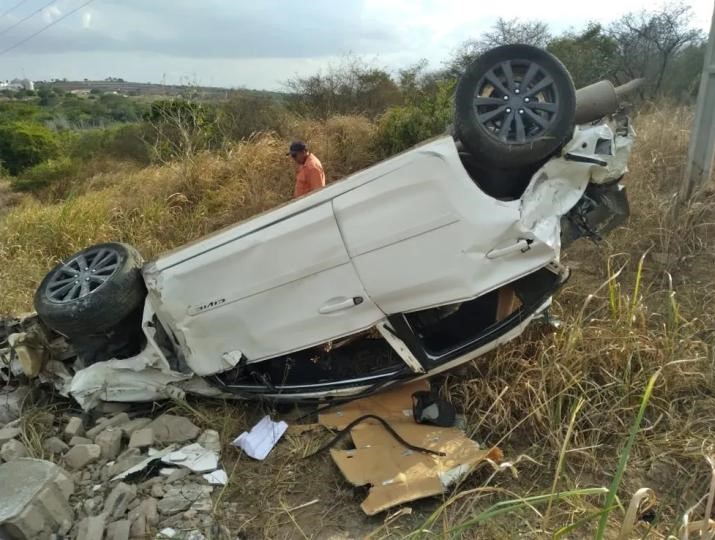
[215,93,290,141]
[0,121,60,175]
[68,124,151,164]
[374,81,455,157]
[11,156,79,193]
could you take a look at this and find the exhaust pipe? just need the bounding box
[574,78,643,124]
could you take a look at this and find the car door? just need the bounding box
[332,136,557,315]
[146,202,384,375]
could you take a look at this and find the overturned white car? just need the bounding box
[2,45,635,409]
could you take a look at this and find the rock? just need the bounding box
[158,484,212,515]
[149,414,200,444]
[86,412,129,440]
[129,427,154,449]
[104,481,137,519]
[0,458,74,539]
[0,386,35,426]
[95,427,122,460]
[197,429,221,453]
[129,497,158,536]
[63,416,85,440]
[0,424,21,444]
[118,417,151,437]
[106,519,131,540]
[151,483,165,498]
[76,513,106,540]
[165,468,191,483]
[64,444,101,470]
[69,436,93,446]
[1,438,28,461]
[107,448,144,479]
[43,436,70,455]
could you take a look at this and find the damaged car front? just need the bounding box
[1,45,637,410]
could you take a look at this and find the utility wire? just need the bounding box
[0,0,57,37]
[0,0,94,56]
[0,0,32,19]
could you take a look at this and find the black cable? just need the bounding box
[306,414,446,458]
[0,0,31,19]
[0,0,57,38]
[0,0,94,55]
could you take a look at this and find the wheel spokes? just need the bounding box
[46,246,121,302]
[485,70,510,96]
[514,113,526,143]
[501,61,515,91]
[499,110,516,141]
[478,105,507,123]
[527,100,557,113]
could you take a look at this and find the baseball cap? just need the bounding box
[287,141,306,155]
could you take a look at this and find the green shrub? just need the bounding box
[68,124,151,164]
[0,121,60,175]
[11,156,79,193]
[374,81,455,157]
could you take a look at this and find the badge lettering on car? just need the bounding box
[188,298,226,316]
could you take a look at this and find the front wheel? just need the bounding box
[34,242,146,337]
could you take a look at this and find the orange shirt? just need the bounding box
[294,153,325,198]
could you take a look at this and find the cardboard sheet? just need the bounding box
[319,381,502,515]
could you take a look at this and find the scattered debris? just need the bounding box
[202,469,228,485]
[44,436,70,454]
[232,415,288,460]
[319,380,503,515]
[110,445,176,481]
[161,442,219,472]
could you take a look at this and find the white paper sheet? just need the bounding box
[232,415,288,460]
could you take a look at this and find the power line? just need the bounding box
[0,0,58,38]
[0,0,94,56]
[0,0,32,19]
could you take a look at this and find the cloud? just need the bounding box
[42,5,62,24]
[81,10,92,30]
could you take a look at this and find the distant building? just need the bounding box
[1,78,34,91]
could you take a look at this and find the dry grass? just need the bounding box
[1,107,714,538]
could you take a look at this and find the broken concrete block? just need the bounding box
[1,438,28,461]
[165,467,190,483]
[64,444,101,470]
[118,417,151,437]
[0,424,20,444]
[86,412,129,440]
[197,429,221,453]
[0,458,74,539]
[148,414,200,443]
[69,435,93,446]
[129,512,147,538]
[0,387,32,426]
[43,436,70,455]
[128,427,154,449]
[76,513,106,540]
[129,497,158,526]
[107,448,144,478]
[104,482,137,519]
[106,519,131,540]
[63,416,84,440]
[158,484,211,515]
[150,483,165,498]
[95,427,122,460]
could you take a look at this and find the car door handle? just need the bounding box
[319,296,364,314]
[486,239,531,259]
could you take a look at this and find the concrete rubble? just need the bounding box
[0,407,231,539]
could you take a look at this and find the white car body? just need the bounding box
[55,117,634,409]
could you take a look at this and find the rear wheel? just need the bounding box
[454,44,576,169]
[34,242,146,337]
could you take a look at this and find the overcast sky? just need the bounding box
[0,0,712,90]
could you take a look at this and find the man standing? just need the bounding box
[288,141,325,198]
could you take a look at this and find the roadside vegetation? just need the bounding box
[1,5,714,538]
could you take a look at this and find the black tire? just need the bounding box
[34,242,146,337]
[454,44,576,169]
